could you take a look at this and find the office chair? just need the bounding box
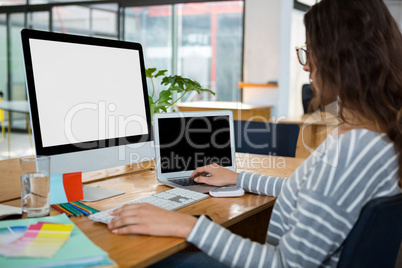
[337,193,402,268]
[233,120,300,157]
[302,84,315,114]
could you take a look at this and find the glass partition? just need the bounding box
[91,5,118,39]
[52,5,90,35]
[0,15,7,100]
[10,13,25,101]
[124,5,173,98]
[1,0,26,5]
[9,13,26,129]
[124,1,243,102]
[176,2,243,101]
[28,12,50,31]
[0,0,244,133]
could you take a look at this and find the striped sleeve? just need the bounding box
[186,129,400,267]
[187,190,355,268]
[236,171,288,197]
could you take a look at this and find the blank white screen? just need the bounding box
[29,39,148,147]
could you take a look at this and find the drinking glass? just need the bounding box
[20,155,50,218]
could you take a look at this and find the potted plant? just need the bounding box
[146,68,215,119]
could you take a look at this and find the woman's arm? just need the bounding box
[107,189,352,268]
[191,164,288,197]
[237,172,288,196]
[108,164,289,237]
[186,190,354,268]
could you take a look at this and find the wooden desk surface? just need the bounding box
[1,154,304,267]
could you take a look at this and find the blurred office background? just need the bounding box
[0,0,401,159]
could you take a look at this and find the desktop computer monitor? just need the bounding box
[21,29,153,174]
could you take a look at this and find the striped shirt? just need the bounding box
[187,128,401,267]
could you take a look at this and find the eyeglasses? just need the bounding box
[295,44,308,66]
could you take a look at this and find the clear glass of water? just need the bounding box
[20,155,50,218]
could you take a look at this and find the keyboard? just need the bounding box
[88,188,209,224]
[168,176,203,186]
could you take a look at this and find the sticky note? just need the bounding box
[50,174,68,204]
[50,172,83,205]
[63,172,83,202]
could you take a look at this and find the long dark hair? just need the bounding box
[305,0,402,186]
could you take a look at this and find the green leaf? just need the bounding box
[148,69,216,116]
[157,90,173,104]
[155,70,168,78]
[161,76,177,86]
[148,95,155,105]
[148,96,156,120]
[177,80,185,89]
[168,85,184,93]
[157,105,168,113]
[200,88,215,95]
[145,68,156,78]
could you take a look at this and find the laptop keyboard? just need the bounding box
[168,177,204,186]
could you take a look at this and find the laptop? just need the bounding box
[153,111,237,193]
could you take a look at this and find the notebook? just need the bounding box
[153,111,237,193]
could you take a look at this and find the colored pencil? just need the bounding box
[58,204,73,216]
[57,204,73,217]
[65,203,85,216]
[52,204,72,217]
[74,201,100,213]
[60,203,81,217]
[52,205,71,217]
[70,202,92,215]
[68,203,89,216]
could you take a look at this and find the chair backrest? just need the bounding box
[233,120,300,157]
[337,193,402,268]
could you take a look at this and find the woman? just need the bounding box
[108,0,402,266]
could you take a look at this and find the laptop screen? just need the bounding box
[157,115,233,173]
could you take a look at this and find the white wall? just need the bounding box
[242,0,306,118]
[242,0,402,119]
[288,9,309,118]
[277,0,296,118]
[242,0,293,118]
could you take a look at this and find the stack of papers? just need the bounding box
[0,214,114,268]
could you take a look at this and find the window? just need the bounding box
[124,1,243,102]
[0,0,244,130]
[177,2,243,101]
[0,14,7,100]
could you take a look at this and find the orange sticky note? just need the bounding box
[62,172,83,202]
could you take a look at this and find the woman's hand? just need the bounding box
[107,203,197,238]
[190,163,239,186]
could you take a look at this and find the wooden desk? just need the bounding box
[175,101,273,122]
[1,154,304,267]
[277,112,339,158]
